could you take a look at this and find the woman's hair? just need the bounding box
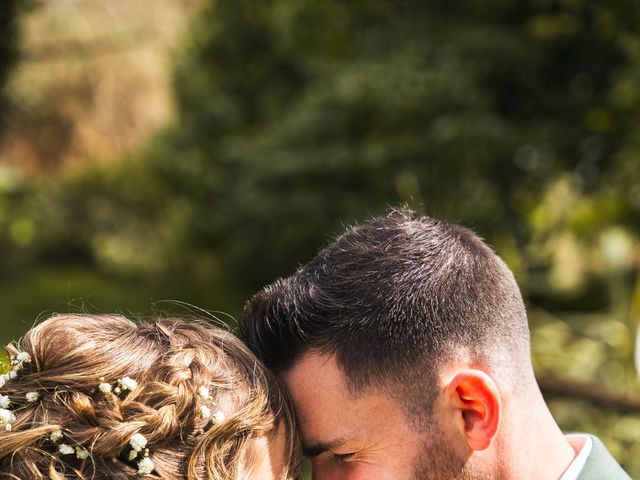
[0,314,301,479]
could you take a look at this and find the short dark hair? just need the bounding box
[241,210,531,411]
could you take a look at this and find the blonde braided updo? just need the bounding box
[0,314,301,479]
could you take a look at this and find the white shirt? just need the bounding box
[560,434,593,480]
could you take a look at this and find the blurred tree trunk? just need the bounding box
[0,0,22,131]
[540,376,640,414]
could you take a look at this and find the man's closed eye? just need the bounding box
[333,452,356,463]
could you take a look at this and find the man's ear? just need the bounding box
[443,369,501,451]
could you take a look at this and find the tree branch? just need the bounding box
[539,376,640,414]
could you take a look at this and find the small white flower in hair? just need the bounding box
[16,352,31,363]
[0,408,16,430]
[49,430,64,442]
[213,411,225,423]
[59,444,75,455]
[128,449,140,461]
[130,433,148,452]
[0,375,6,389]
[0,395,10,409]
[99,382,112,393]
[8,371,17,380]
[197,385,210,399]
[75,446,90,460]
[120,377,138,391]
[26,391,39,402]
[137,456,155,475]
[199,404,211,419]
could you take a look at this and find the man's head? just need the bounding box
[242,210,539,479]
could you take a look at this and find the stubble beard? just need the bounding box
[412,427,494,480]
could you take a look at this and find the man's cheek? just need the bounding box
[311,460,368,480]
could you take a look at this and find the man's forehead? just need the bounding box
[281,352,359,440]
[281,351,414,449]
[281,350,352,418]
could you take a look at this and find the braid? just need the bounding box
[0,314,301,479]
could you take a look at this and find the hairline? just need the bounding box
[286,338,526,428]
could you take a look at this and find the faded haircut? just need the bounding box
[241,210,533,418]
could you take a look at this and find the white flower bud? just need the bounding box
[59,444,75,455]
[0,395,10,409]
[26,391,39,402]
[130,433,148,451]
[0,408,16,425]
[213,411,225,423]
[199,405,211,418]
[16,352,31,363]
[137,456,155,475]
[99,382,112,393]
[120,377,138,391]
[75,447,90,460]
[197,386,210,399]
[49,430,64,442]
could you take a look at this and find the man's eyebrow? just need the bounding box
[302,437,354,458]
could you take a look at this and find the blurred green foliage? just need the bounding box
[154,0,640,300]
[0,0,639,476]
[2,0,639,303]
